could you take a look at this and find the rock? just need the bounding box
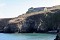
[0,18,12,32]
[4,23,19,33]
[54,28,60,40]
[0,5,60,33]
[21,19,35,33]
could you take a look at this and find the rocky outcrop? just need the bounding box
[21,10,60,33]
[0,18,12,32]
[4,23,19,33]
[54,27,60,40]
[2,9,59,33]
[26,7,45,13]
[0,5,60,33]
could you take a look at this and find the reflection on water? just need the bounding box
[0,33,56,40]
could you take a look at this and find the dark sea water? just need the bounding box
[0,33,56,40]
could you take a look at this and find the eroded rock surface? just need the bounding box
[54,27,60,40]
[0,5,60,34]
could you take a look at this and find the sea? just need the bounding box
[0,33,56,40]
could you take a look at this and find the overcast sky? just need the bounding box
[0,0,60,18]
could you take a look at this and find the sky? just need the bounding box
[0,0,60,18]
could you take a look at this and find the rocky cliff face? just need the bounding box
[0,5,60,40]
[0,5,60,34]
[54,27,60,40]
[0,18,12,32]
[21,9,60,33]
[2,10,60,33]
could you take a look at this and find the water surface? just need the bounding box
[0,33,56,40]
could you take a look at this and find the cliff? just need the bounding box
[0,5,60,34]
[0,5,60,40]
[0,18,12,32]
[54,27,60,40]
